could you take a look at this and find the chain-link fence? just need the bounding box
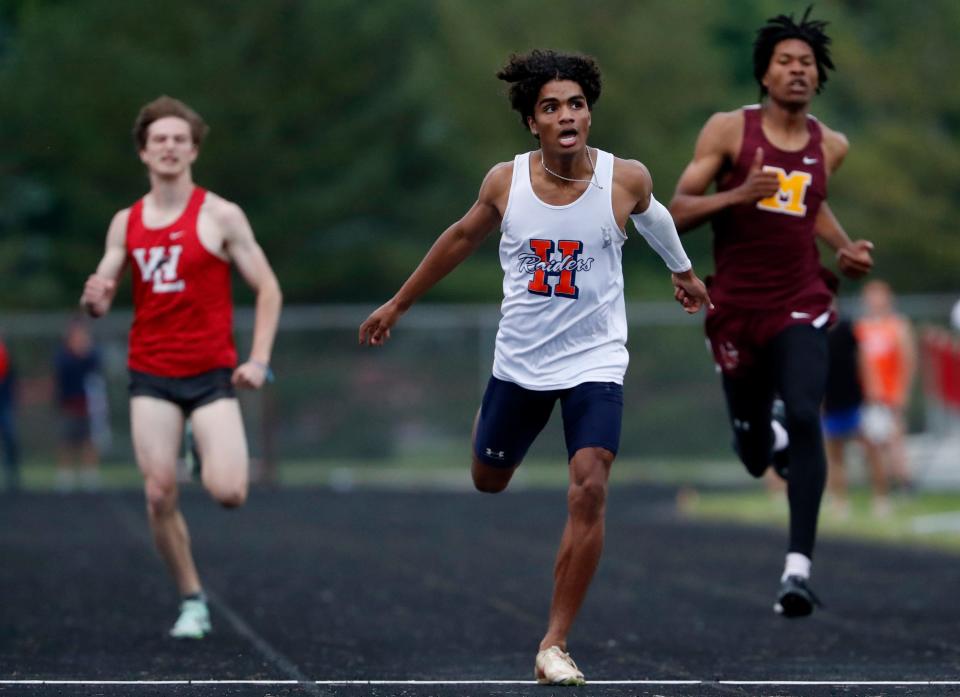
[3,295,956,480]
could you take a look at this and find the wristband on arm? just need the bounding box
[250,360,275,383]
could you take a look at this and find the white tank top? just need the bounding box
[493,149,628,390]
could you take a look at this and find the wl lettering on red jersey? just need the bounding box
[518,238,593,299]
[131,245,186,293]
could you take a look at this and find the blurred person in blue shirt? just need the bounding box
[54,319,109,492]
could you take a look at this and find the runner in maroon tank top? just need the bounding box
[80,96,282,638]
[669,8,873,618]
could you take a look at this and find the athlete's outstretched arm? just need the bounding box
[80,210,129,317]
[669,112,780,233]
[619,160,712,313]
[359,164,509,346]
[219,202,283,389]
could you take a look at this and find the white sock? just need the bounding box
[771,419,789,452]
[782,552,811,581]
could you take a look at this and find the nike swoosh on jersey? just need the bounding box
[790,311,811,319]
[169,231,184,239]
[802,156,818,165]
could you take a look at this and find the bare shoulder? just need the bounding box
[701,109,744,142]
[106,207,131,244]
[819,121,849,152]
[687,109,744,163]
[613,156,652,197]
[478,160,514,202]
[202,190,248,228]
[818,121,850,173]
[109,207,131,229]
[482,160,513,189]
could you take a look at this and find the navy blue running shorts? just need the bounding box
[473,376,623,467]
[129,367,236,416]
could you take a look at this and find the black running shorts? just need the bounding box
[128,367,236,415]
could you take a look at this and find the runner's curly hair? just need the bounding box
[132,96,209,151]
[753,6,835,97]
[497,50,602,132]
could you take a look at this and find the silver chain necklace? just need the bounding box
[539,148,603,189]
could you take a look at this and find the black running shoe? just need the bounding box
[774,575,821,618]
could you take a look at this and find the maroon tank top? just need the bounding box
[710,106,832,311]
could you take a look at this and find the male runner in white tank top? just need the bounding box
[360,50,710,685]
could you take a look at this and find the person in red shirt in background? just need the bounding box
[856,280,916,494]
[80,96,282,639]
[0,334,21,494]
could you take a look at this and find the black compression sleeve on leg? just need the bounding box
[771,324,829,558]
[722,370,776,479]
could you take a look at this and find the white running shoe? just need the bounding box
[535,646,586,686]
[169,598,211,639]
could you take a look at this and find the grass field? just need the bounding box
[8,454,740,490]
[684,486,960,553]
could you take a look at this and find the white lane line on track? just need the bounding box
[4,679,960,686]
[720,681,960,686]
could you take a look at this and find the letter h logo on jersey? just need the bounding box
[520,239,586,299]
[132,245,186,293]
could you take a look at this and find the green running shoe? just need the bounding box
[169,598,211,639]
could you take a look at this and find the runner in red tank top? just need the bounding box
[669,8,874,619]
[126,185,236,377]
[80,96,282,639]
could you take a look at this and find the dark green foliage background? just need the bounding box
[1,0,957,308]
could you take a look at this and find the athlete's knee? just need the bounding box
[216,486,247,508]
[144,476,178,516]
[204,478,247,508]
[473,478,508,494]
[568,450,611,520]
[737,447,770,479]
[732,423,772,478]
[568,476,607,521]
[220,491,246,508]
[778,399,823,460]
[472,458,513,494]
[785,402,821,438]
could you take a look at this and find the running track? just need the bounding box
[2,484,959,696]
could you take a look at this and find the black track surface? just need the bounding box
[2,484,960,696]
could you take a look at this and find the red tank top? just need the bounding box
[126,187,237,377]
[711,106,833,311]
